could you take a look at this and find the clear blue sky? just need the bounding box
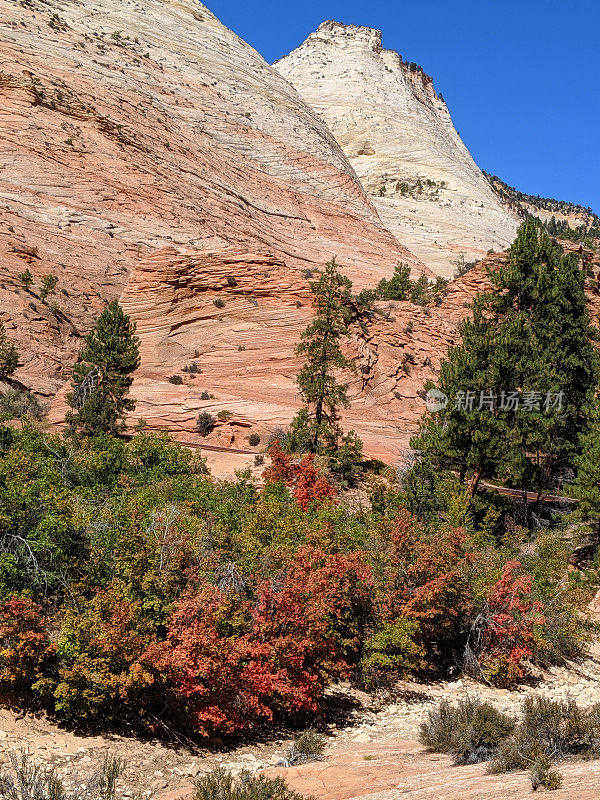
[207,0,599,215]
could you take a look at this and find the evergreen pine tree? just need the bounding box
[18,269,33,292]
[377,263,412,300]
[413,219,598,494]
[0,323,19,381]
[39,274,58,303]
[292,258,355,455]
[574,406,600,534]
[67,301,140,436]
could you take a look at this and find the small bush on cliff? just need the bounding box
[196,411,215,437]
[249,433,260,447]
[39,274,58,303]
[168,374,183,385]
[0,323,19,381]
[0,389,43,420]
[18,269,33,292]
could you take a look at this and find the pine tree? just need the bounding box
[574,406,600,534]
[293,258,355,454]
[413,219,598,494]
[39,274,58,303]
[0,323,19,381]
[377,263,412,301]
[67,301,140,436]
[18,269,33,292]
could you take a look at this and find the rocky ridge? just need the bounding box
[276,22,520,276]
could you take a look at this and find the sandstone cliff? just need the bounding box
[0,0,420,398]
[276,22,520,276]
[50,244,467,476]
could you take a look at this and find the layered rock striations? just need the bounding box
[0,0,419,397]
[51,244,467,474]
[276,22,520,276]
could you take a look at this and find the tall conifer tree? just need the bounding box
[67,301,140,436]
[293,258,355,454]
[413,219,598,494]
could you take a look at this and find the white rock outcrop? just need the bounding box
[276,22,520,275]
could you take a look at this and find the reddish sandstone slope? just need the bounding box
[266,741,600,800]
[0,0,420,398]
[46,239,600,472]
[51,245,462,472]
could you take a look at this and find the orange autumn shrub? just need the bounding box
[0,597,56,693]
[52,587,156,723]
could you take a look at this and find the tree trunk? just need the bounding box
[467,465,483,498]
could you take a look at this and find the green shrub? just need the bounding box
[213,297,225,309]
[249,433,260,447]
[0,389,44,420]
[194,768,311,800]
[182,361,201,374]
[530,750,562,791]
[196,412,215,437]
[217,410,233,421]
[359,619,422,691]
[0,323,19,380]
[281,729,326,766]
[168,375,183,385]
[420,698,515,765]
[490,696,600,775]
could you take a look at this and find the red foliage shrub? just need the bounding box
[0,597,55,693]
[263,441,297,485]
[375,511,475,649]
[480,560,545,686]
[148,547,373,735]
[264,443,336,511]
[253,547,373,691]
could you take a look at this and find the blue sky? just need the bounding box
[207,0,599,215]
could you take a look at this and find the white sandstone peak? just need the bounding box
[276,23,519,275]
